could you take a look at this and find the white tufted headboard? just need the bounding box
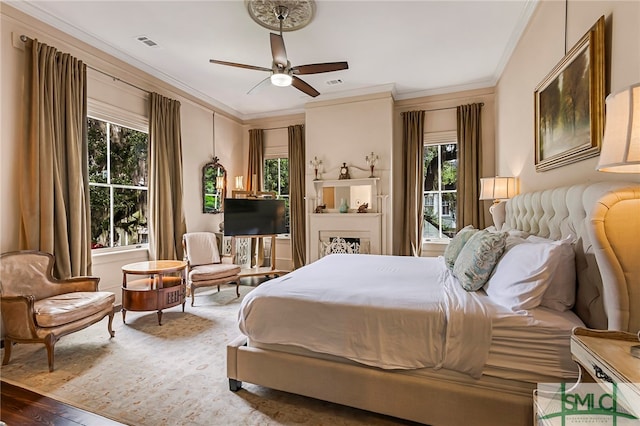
[503,182,640,333]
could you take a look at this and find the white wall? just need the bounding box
[496,0,640,191]
[0,4,243,304]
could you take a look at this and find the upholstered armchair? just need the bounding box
[182,232,241,306]
[0,251,115,372]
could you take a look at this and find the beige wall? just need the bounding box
[305,92,395,255]
[0,4,243,302]
[496,0,640,192]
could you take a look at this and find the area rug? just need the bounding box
[0,285,415,426]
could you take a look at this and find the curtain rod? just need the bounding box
[20,34,151,95]
[259,126,292,131]
[423,102,484,113]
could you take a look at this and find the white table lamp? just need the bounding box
[597,83,640,173]
[480,176,517,229]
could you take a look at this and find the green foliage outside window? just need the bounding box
[88,118,148,249]
[423,143,457,239]
[264,158,290,233]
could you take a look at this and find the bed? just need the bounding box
[227,182,640,426]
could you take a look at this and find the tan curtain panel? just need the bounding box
[247,129,265,267]
[247,129,264,192]
[19,39,91,278]
[400,110,425,256]
[288,124,306,269]
[148,92,186,261]
[456,103,485,229]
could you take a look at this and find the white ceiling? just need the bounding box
[10,0,538,120]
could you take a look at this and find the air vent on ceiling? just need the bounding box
[136,36,159,48]
[325,79,343,86]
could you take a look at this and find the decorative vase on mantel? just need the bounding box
[339,198,349,213]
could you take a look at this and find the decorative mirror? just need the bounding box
[202,156,226,214]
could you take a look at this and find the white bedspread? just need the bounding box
[238,254,492,378]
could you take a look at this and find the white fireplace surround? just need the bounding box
[308,213,382,263]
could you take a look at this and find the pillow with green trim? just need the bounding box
[453,230,507,291]
[443,225,478,270]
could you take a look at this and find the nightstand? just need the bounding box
[571,327,640,417]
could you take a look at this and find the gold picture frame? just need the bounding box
[534,16,605,172]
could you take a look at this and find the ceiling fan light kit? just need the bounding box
[271,73,292,87]
[209,0,348,98]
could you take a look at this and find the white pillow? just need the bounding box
[526,235,576,311]
[484,240,563,311]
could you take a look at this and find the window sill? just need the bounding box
[422,239,450,245]
[92,245,149,265]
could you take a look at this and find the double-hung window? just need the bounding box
[88,117,149,250]
[423,131,458,241]
[263,157,290,234]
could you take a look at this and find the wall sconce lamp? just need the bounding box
[365,152,379,178]
[479,176,517,229]
[596,83,640,173]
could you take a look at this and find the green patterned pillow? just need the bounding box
[453,230,507,291]
[444,225,478,270]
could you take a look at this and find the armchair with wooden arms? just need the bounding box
[182,232,241,306]
[0,250,115,372]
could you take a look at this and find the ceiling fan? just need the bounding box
[209,5,348,97]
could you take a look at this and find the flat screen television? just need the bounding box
[223,198,286,236]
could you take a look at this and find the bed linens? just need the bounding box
[238,254,492,378]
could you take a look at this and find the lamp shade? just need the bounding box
[596,83,640,173]
[479,177,517,201]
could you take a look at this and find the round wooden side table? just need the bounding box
[121,260,187,325]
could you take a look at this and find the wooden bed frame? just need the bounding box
[227,182,640,426]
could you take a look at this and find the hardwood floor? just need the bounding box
[1,380,125,425]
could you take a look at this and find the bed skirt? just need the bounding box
[227,335,537,426]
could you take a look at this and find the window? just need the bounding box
[423,140,457,240]
[263,158,289,234]
[88,117,149,249]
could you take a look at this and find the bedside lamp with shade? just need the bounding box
[479,176,517,229]
[596,83,640,173]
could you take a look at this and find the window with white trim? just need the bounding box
[88,117,148,249]
[264,157,290,234]
[423,131,458,241]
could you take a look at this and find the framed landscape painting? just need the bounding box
[534,16,605,172]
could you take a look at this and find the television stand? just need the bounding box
[231,234,286,279]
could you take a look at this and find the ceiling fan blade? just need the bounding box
[247,76,272,95]
[292,62,349,75]
[292,76,320,97]
[270,33,288,68]
[209,59,272,72]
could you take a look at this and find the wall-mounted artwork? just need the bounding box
[534,16,605,172]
